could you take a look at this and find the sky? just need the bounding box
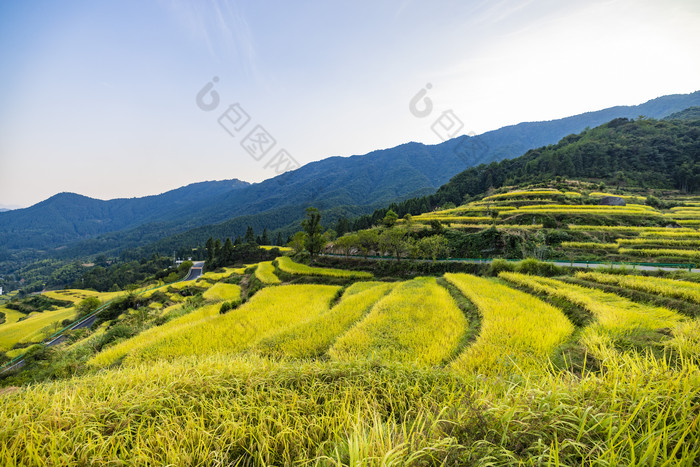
[1,0,699,208]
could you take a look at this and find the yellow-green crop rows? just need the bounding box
[125,284,340,362]
[445,273,573,373]
[254,261,281,284]
[277,256,372,279]
[329,277,467,365]
[202,282,242,302]
[499,272,683,331]
[575,271,700,304]
[257,282,395,358]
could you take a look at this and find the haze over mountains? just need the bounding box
[2,90,699,263]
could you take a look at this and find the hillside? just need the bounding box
[366,116,700,224]
[4,91,699,268]
[0,179,250,250]
[1,242,699,464]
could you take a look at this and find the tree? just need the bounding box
[213,239,222,260]
[261,228,270,245]
[221,238,235,265]
[275,232,284,246]
[289,231,307,254]
[335,217,351,237]
[417,235,449,262]
[382,209,398,227]
[244,226,256,245]
[334,234,357,256]
[302,207,325,258]
[205,237,215,262]
[76,296,101,318]
[356,229,379,259]
[379,228,409,261]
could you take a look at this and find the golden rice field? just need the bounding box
[561,241,618,250]
[641,230,700,238]
[499,272,683,332]
[201,282,242,302]
[618,248,700,260]
[0,306,77,352]
[588,191,647,201]
[124,284,340,362]
[576,271,700,304]
[482,189,566,200]
[277,256,373,279]
[257,282,395,359]
[329,277,467,366]
[445,273,574,373]
[0,307,24,326]
[254,261,282,284]
[200,267,239,281]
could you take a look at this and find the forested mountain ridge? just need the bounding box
[361,116,700,224]
[0,179,249,250]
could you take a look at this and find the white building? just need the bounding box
[0,287,3,295]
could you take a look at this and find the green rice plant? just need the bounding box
[256,282,395,358]
[201,282,242,302]
[445,273,574,374]
[499,272,683,331]
[277,256,372,279]
[329,277,467,366]
[254,261,281,284]
[561,242,618,250]
[618,248,700,260]
[575,271,700,304]
[126,284,340,362]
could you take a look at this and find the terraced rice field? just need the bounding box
[124,284,340,362]
[257,281,395,358]
[576,271,700,304]
[445,273,574,373]
[253,261,281,284]
[277,256,372,279]
[329,277,467,365]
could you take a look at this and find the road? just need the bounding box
[1,261,205,375]
[321,254,700,273]
[182,261,205,281]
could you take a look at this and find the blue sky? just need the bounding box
[1,0,699,207]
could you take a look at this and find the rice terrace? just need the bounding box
[2,2,700,465]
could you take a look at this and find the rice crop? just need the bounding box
[445,273,574,374]
[575,271,700,304]
[253,261,281,284]
[0,306,78,351]
[483,189,563,200]
[202,282,242,302]
[588,192,647,201]
[640,230,700,238]
[0,306,24,326]
[256,282,395,358]
[277,256,373,279]
[329,277,467,366]
[126,284,340,362]
[499,272,683,331]
[561,242,618,250]
[618,248,700,260]
[617,238,700,247]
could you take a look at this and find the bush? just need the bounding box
[488,259,516,276]
[514,258,563,277]
[219,299,244,314]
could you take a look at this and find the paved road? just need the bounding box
[182,261,205,281]
[1,261,206,375]
[321,254,700,273]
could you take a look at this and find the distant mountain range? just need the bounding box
[2,90,699,262]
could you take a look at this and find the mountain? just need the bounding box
[366,115,700,222]
[0,179,249,250]
[3,90,700,262]
[664,106,700,121]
